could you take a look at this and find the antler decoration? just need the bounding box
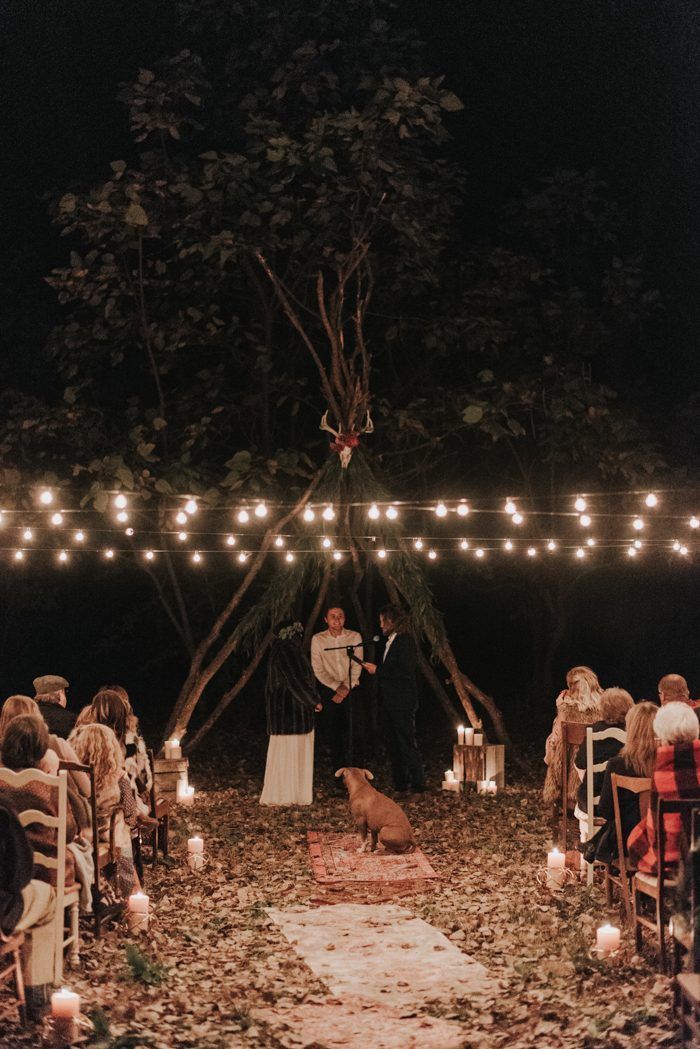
[320,411,373,468]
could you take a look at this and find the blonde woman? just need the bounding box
[543,665,603,808]
[69,723,142,897]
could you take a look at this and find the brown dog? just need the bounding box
[335,767,415,854]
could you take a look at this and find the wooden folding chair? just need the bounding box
[0,931,26,1025]
[560,721,590,860]
[0,767,77,983]
[138,749,169,865]
[633,797,698,972]
[609,773,651,924]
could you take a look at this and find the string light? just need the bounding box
[504,539,513,551]
[22,528,33,542]
[645,493,658,508]
[74,530,86,543]
[475,547,485,559]
[145,550,155,561]
[527,546,537,557]
[579,514,591,528]
[58,550,68,563]
[586,537,596,547]
[125,527,135,537]
[632,517,645,531]
[547,540,557,552]
[51,512,63,526]
[226,535,237,546]
[680,545,689,556]
[504,499,517,515]
[512,512,524,526]
[460,539,469,550]
[274,536,285,547]
[238,551,249,563]
[254,502,268,518]
[39,489,54,506]
[104,548,114,559]
[237,509,250,525]
[434,502,448,518]
[377,548,387,559]
[385,505,398,520]
[633,539,643,549]
[177,531,188,542]
[413,538,424,550]
[285,551,295,563]
[192,551,202,564]
[303,507,316,523]
[368,503,380,520]
[14,549,24,562]
[322,537,332,549]
[457,502,470,517]
[116,511,129,524]
[574,496,587,513]
[114,493,128,510]
[176,511,188,525]
[185,499,198,515]
[627,546,637,558]
[428,549,437,560]
[690,516,700,530]
[332,550,342,561]
[575,547,586,559]
[322,505,335,522]
[672,540,681,551]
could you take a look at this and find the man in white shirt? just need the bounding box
[311,605,363,781]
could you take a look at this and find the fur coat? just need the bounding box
[542,691,602,805]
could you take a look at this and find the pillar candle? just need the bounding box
[546,847,565,888]
[457,725,465,745]
[464,727,474,746]
[51,987,80,1045]
[474,732,483,746]
[596,923,620,955]
[187,835,204,871]
[127,891,149,933]
[177,782,195,807]
[164,739,182,760]
[442,779,461,792]
[488,780,497,794]
[445,769,455,782]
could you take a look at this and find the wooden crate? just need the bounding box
[484,744,505,788]
[453,744,485,783]
[154,757,189,802]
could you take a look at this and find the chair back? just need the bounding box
[610,773,651,924]
[0,767,68,984]
[560,720,593,853]
[658,797,700,876]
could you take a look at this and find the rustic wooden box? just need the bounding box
[154,757,189,802]
[453,743,505,787]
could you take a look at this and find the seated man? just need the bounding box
[33,674,76,738]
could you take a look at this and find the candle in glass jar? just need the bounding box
[127,891,149,933]
[177,782,195,807]
[187,835,204,871]
[51,987,80,1045]
[164,739,182,760]
[457,725,465,745]
[464,727,474,746]
[596,923,620,955]
[546,846,565,888]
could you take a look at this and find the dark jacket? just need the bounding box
[377,633,419,706]
[37,700,76,739]
[0,803,33,935]
[594,753,650,859]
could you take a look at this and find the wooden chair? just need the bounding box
[58,760,122,938]
[609,773,651,924]
[581,725,624,885]
[676,974,700,1048]
[0,767,78,983]
[671,808,700,978]
[633,797,698,972]
[560,721,590,860]
[139,749,169,865]
[0,931,26,1025]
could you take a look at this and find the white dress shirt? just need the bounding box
[311,628,363,691]
[382,631,397,662]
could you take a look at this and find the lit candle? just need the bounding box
[187,835,204,871]
[442,778,460,792]
[164,739,182,760]
[546,847,565,889]
[445,769,455,782]
[177,782,195,807]
[127,891,149,933]
[596,923,620,956]
[51,987,80,1045]
[474,732,483,746]
[464,727,474,746]
[487,780,497,794]
[457,725,465,745]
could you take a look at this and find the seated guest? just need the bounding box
[574,687,633,817]
[69,722,143,898]
[102,685,153,813]
[0,801,58,1020]
[543,665,603,812]
[582,701,658,863]
[628,702,700,873]
[0,714,76,887]
[32,674,76,738]
[658,673,691,706]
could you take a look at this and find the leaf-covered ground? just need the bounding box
[1,734,682,1048]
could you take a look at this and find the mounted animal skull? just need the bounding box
[320,411,374,468]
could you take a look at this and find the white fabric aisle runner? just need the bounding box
[266,903,496,1011]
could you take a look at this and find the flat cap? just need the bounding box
[33,674,69,695]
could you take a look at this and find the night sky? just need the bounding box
[0,1,698,737]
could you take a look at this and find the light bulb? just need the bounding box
[226,535,237,546]
[632,517,644,531]
[512,512,524,526]
[586,537,596,547]
[633,539,642,549]
[176,511,188,525]
[504,499,517,515]
[457,502,469,517]
[74,530,85,543]
[114,493,128,510]
[460,539,469,550]
[104,548,114,559]
[428,549,437,560]
[116,511,128,524]
[627,546,637,558]
[238,551,248,563]
[574,496,587,513]
[385,505,398,520]
[51,512,63,526]
[303,507,315,522]
[690,516,700,530]
[368,503,380,520]
[333,550,342,561]
[680,545,689,556]
[145,550,155,561]
[575,547,585,559]
[274,536,285,548]
[527,546,537,557]
[322,537,332,549]
[475,547,485,559]
[672,540,681,551]
[14,549,24,562]
[645,493,658,508]
[39,489,53,506]
[185,499,198,515]
[579,514,591,528]
[322,505,335,521]
[285,552,295,563]
[192,551,202,564]
[22,528,33,542]
[413,538,424,550]
[58,550,68,563]
[377,548,387,559]
[435,502,448,518]
[125,527,135,537]
[178,531,188,542]
[547,540,557,552]
[254,502,268,518]
[237,509,250,524]
[504,539,513,551]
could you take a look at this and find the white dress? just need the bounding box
[259,730,314,806]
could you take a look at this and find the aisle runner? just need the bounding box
[266,903,496,1010]
[308,830,439,884]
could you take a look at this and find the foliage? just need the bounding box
[123,943,168,986]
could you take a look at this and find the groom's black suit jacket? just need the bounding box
[377,633,419,707]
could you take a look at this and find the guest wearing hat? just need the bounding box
[33,674,76,738]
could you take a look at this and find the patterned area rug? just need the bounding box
[307,831,439,885]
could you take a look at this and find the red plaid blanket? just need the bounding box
[628,739,700,873]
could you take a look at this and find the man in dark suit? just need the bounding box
[360,605,426,793]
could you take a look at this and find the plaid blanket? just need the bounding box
[627,739,700,874]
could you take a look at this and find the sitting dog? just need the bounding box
[335,767,415,854]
